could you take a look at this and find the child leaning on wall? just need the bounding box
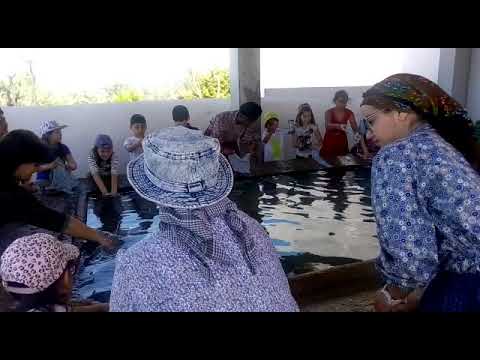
[88,134,120,197]
[294,103,331,167]
[124,114,147,161]
[262,112,281,162]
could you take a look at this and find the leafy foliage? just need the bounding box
[0,65,231,107]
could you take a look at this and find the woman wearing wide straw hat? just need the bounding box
[110,126,299,312]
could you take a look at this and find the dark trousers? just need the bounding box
[419,271,480,312]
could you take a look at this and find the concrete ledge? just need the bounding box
[289,259,382,305]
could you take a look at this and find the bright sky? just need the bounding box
[260,48,406,89]
[0,48,439,97]
[0,48,231,95]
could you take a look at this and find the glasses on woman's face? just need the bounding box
[364,111,380,129]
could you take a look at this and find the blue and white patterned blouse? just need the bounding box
[372,125,480,290]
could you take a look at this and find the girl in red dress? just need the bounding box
[320,90,360,161]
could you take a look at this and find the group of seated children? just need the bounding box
[32,105,197,197]
[262,90,380,166]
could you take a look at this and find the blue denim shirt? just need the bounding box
[372,125,480,290]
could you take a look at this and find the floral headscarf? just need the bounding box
[362,73,476,163]
[362,73,472,127]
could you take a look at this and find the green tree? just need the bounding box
[175,68,230,100]
[0,72,36,106]
[105,83,144,103]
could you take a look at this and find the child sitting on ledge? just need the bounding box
[37,120,78,194]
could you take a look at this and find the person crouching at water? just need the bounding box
[204,101,262,157]
[110,126,299,312]
[88,134,120,198]
[1,111,40,193]
[0,130,114,249]
[1,233,108,312]
[361,73,480,312]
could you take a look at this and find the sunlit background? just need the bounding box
[0,48,440,103]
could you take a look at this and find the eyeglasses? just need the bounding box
[364,110,380,129]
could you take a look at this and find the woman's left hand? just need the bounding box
[390,291,421,312]
[374,287,421,312]
[374,290,396,312]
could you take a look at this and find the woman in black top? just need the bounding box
[0,130,113,249]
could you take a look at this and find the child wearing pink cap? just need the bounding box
[1,233,108,312]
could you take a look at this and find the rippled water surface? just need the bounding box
[75,167,378,302]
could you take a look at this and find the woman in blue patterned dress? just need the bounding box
[361,73,480,312]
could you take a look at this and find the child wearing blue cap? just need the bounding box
[88,134,119,197]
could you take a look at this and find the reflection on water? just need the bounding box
[75,167,378,301]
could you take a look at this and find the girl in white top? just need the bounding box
[294,103,323,159]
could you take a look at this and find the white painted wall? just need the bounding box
[3,99,230,176]
[467,48,480,121]
[2,87,372,176]
[401,48,440,83]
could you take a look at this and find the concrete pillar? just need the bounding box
[229,48,261,109]
[467,48,480,121]
[229,48,263,165]
[438,48,472,106]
